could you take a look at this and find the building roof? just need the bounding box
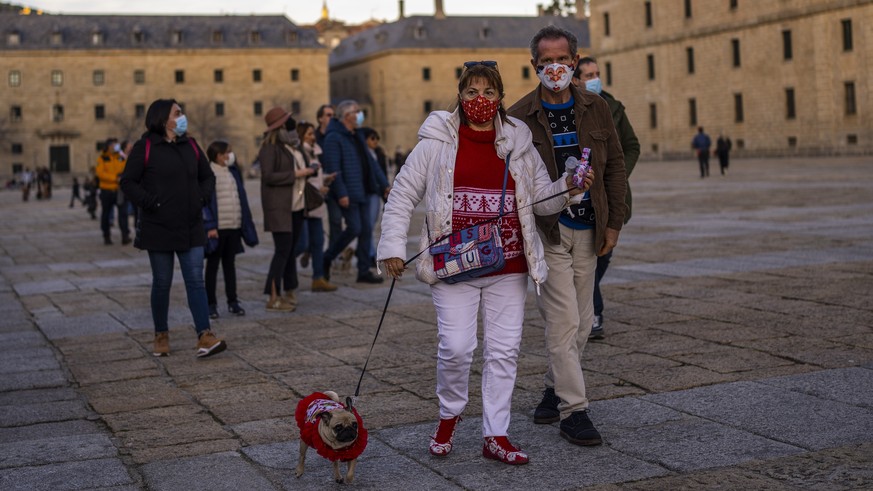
[0,13,322,50]
[329,15,589,67]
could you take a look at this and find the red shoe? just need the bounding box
[482,436,529,465]
[429,416,461,456]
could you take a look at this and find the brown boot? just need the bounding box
[311,277,338,292]
[196,330,227,358]
[153,332,169,357]
[283,290,298,308]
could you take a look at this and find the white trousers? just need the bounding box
[537,226,597,419]
[430,273,527,437]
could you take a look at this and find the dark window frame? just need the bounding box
[731,38,741,67]
[782,29,793,60]
[844,81,856,115]
[645,1,653,27]
[841,19,853,51]
[734,93,744,122]
[174,70,184,84]
[214,69,223,83]
[252,69,262,82]
[94,104,105,120]
[604,12,610,36]
[647,54,655,80]
[649,103,657,129]
[422,67,431,81]
[688,98,697,126]
[686,47,695,74]
[785,87,796,119]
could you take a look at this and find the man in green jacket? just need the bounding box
[573,57,640,339]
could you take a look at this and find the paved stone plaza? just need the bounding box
[1,156,871,490]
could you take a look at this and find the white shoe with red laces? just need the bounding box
[482,436,529,465]
[429,416,461,456]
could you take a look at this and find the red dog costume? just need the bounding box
[295,392,368,462]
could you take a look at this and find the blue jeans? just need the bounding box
[592,249,613,317]
[324,200,372,276]
[297,217,327,279]
[148,247,210,335]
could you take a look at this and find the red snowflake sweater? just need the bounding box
[451,124,527,277]
[295,392,368,462]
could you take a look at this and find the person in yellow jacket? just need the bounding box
[95,138,130,245]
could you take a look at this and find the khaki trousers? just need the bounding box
[537,225,596,419]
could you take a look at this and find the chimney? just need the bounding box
[434,0,445,19]
[398,0,405,19]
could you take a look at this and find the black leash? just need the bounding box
[353,182,580,398]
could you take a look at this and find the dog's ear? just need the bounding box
[345,396,353,410]
[319,412,332,424]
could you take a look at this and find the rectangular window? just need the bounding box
[175,70,184,83]
[214,69,223,83]
[253,101,263,116]
[10,106,22,122]
[215,102,224,117]
[11,143,23,154]
[684,0,692,18]
[522,66,530,80]
[604,12,610,36]
[686,47,695,74]
[8,70,21,87]
[53,104,64,122]
[788,136,797,147]
[93,70,104,86]
[132,30,144,44]
[841,19,853,51]
[734,93,744,122]
[212,30,223,44]
[605,62,612,85]
[291,68,300,81]
[847,134,858,145]
[645,1,653,27]
[647,54,655,80]
[250,31,261,44]
[782,30,793,60]
[172,30,183,44]
[51,70,63,86]
[424,101,433,113]
[649,103,657,129]
[730,0,738,9]
[456,67,463,79]
[844,81,856,115]
[688,98,697,126]
[135,104,145,118]
[134,70,145,84]
[253,69,262,82]
[291,100,301,115]
[731,38,741,67]
[785,88,796,119]
[95,104,105,120]
[422,67,431,81]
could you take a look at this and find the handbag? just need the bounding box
[303,181,324,212]
[429,153,510,284]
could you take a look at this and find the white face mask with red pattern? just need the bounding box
[461,95,500,124]
[537,63,574,93]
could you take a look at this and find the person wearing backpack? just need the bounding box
[120,98,227,359]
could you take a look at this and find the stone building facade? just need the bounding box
[589,0,872,159]
[0,13,328,178]
[329,12,589,156]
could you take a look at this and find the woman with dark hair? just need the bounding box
[378,62,590,464]
[296,121,337,292]
[259,107,316,311]
[202,140,259,318]
[120,98,226,358]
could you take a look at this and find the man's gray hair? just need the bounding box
[530,25,578,63]
[336,100,359,119]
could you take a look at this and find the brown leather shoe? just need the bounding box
[311,277,338,292]
[196,330,227,358]
[153,332,169,357]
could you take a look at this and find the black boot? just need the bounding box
[533,387,561,424]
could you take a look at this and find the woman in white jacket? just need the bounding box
[379,62,591,465]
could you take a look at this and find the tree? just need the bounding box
[107,108,141,143]
[186,102,231,146]
[541,0,577,17]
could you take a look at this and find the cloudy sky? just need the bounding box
[22,0,569,25]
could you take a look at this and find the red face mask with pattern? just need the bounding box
[461,95,500,124]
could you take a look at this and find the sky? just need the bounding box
[20,0,565,25]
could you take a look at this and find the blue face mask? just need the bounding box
[172,115,188,136]
[585,77,603,95]
[355,110,365,127]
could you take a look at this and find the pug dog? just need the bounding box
[294,391,368,484]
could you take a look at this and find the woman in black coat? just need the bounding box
[120,99,227,359]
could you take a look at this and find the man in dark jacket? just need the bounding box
[573,57,640,339]
[692,126,712,178]
[508,25,626,449]
[321,99,389,284]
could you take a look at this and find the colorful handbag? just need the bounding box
[429,153,510,284]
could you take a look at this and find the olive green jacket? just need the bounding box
[601,90,640,224]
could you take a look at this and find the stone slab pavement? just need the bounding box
[0,156,871,490]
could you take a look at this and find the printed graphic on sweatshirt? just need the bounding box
[452,186,522,260]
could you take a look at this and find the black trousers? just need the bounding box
[263,210,304,295]
[205,228,241,306]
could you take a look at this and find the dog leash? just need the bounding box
[353,182,581,398]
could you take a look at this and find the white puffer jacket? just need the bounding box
[377,109,571,288]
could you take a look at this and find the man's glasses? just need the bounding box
[464,60,498,69]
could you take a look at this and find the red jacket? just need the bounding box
[295,392,368,462]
